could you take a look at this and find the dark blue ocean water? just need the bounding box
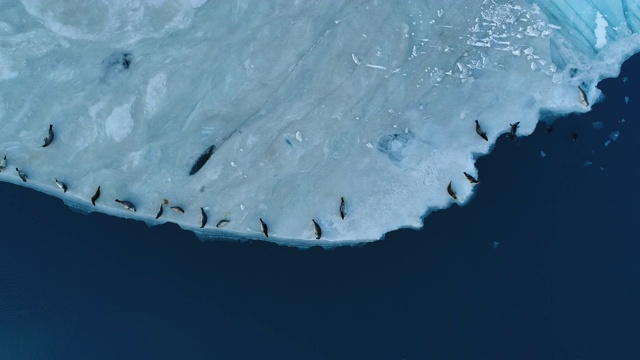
[1,54,640,359]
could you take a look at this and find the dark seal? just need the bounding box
[115,199,136,212]
[42,124,54,147]
[259,218,269,238]
[91,186,101,206]
[200,207,208,228]
[312,219,322,240]
[475,120,488,141]
[447,181,457,200]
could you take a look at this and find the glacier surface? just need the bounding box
[0,0,639,247]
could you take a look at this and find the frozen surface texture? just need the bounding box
[0,1,639,246]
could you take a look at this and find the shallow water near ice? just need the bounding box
[1,1,639,246]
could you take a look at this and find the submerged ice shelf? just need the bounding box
[1,0,639,246]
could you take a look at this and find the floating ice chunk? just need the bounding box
[493,241,500,249]
[583,161,593,167]
[604,140,611,147]
[2,0,640,246]
[625,96,629,104]
[592,121,603,129]
[609,131,620,141]
[540,151,546,158]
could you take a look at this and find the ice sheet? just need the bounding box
[0,0,639,247]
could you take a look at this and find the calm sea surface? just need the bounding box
[1,54,639,359]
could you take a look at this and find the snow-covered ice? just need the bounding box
[1,0,639,247]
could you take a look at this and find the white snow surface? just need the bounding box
[1,0,639,247]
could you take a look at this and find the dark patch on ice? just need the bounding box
[104,52,132,71]
[377,130,414,163]
[189,144,216,175]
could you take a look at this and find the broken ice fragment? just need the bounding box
[592,121,603,129]
[609,131,620,141]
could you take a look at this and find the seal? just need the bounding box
[312,219,322,240]
[463,172,479,184]
[0,155,6,172]
[216,219,230,228]
[170,206,185,214]
[42,124,54,147]
[475,120,488,141]
[200,207,207,228]
[15,168,27,182]
[55,178,68,192]
[447,181,457,200]
[91,186,101,206]
[509,122,520,140]
[339,197,346,220]
[259,218,269,238]
[115,199,136,212]
[189,144,216,175]
[155,204,164,219]
[578,86,589,107]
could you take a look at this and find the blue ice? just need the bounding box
[0,1,639,247]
